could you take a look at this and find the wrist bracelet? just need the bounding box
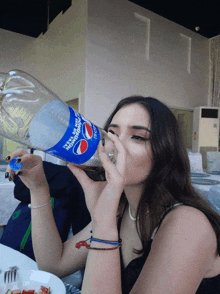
[28,199,51,209]
[75,236,122,250]
[88,244,122,250]
[90,237,122,246]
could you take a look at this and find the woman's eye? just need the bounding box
[132,135,148,142]
[108,130,115,134]
[108,130,119,137]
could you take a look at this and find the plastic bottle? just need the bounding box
[0,69,115,170]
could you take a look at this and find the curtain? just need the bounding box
[210,35,220,107]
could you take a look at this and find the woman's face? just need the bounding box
[107,103,153,187]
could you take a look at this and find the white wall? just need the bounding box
[0,29,36,75]
[84,0,210,127]
[0,0,87,156]
[34,0,87,102]
[0,0,87,102]
[0,0,210,130]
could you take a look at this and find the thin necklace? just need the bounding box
[128,204,149,221]
[129,205,137,221]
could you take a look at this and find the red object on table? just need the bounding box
[21,290,35,294]
[40,286,50,294]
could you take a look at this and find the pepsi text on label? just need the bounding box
[45,107,100,165]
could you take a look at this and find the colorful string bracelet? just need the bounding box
[88,244,121,250]
[75,236,122,250]
[90,237,121,246]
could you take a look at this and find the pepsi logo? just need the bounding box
[73,139,88,155]
[82,123,93,139]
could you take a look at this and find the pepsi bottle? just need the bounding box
[0,69,115,170]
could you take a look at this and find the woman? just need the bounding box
[6,96,220,293]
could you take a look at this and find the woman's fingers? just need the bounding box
[5,149,29,180]
[67,163,94,191]
[5,149,27,174]
[4,149,47,190]
[5,149,28,162]
[99,132,126,177]
[67,163,108,216]
[6,153,43,172]
[108,132,126,171]
[98,142,115,172]
[5,165,15,181]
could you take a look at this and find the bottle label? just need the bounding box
[45,107,100,164]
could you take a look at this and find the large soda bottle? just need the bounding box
[0,69,115,170]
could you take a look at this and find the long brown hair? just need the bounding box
[104,96,220,255]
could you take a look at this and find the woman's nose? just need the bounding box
[117,134,128,148]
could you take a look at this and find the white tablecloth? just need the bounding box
[0,245,38,293]
[192,174,220,200]
[0,244,82,293]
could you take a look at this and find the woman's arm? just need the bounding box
[30,184,91,277]
[80,185,123,294]
[6,150,90,277]
[65,170,124,294]
[68,132,126,294]
[130,205,218,294]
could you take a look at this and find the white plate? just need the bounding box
[0,270,66,294]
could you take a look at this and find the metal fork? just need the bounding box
[4,266,18,283]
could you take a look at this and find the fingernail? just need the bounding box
[16,158,21,163]
[5,156,10,161]
[30,148,35,154]
[17,171,22,176]
[5,172,9,178]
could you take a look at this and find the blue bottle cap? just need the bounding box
[9,157,23,171]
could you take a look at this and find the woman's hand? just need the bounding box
[5,149,48,191]
[68,132,126,225]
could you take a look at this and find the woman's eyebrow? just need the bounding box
[108,124,151,133]
[108,124,119,128]
[132,125,151,133]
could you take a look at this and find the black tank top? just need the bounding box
[118,203,220,294]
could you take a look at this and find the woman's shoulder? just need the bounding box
[154,204,218,258]
[153,204,220,277]
[159,204,216,236]
[134,205,220,292]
